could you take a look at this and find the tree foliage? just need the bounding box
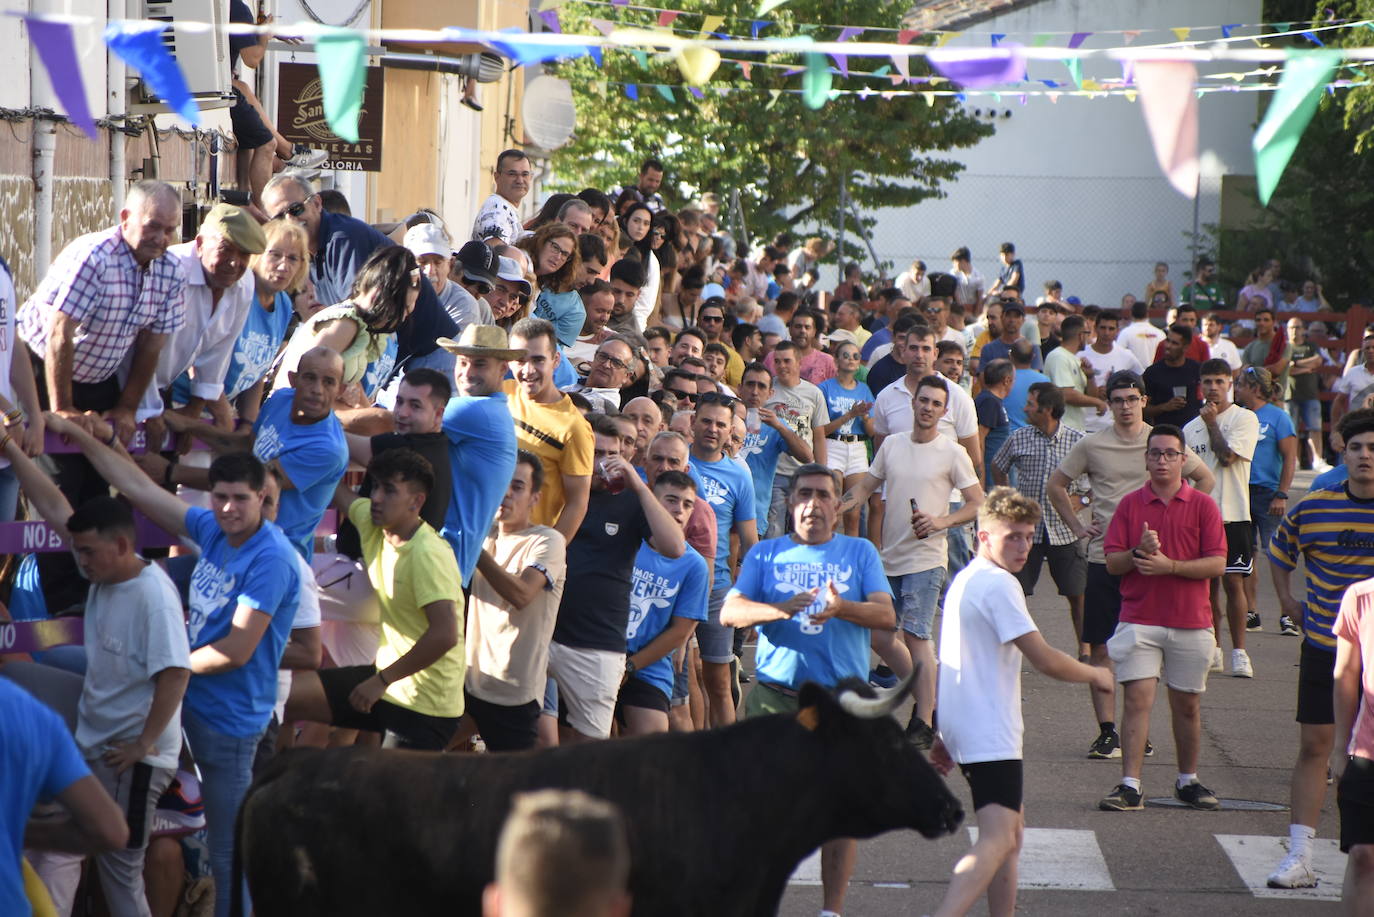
[1221,1,1374,306]
[544,0,993,266]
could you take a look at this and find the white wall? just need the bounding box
[4,0,112,116]
[847,0,1261,306]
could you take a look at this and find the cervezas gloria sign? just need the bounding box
[277,62,385,172]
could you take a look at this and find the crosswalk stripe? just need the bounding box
[1215,834,1346,901]
[969,827,1115,891]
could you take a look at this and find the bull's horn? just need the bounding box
[836,670,915,719]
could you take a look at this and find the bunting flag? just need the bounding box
[588,18,615,35]
[738,60,752,79]
[803,52,830,109]
[750,21,767,38]
[625,83,638,98]
[1063,57,1082,88]
[315,28,366,142]
[1253,50,1341,204]
[757,0,791,14]
[1221,24,1240,38]
[487,28,595,65]
[929,47,1026,88]
[764,88,781,109]
[897,29,920,44]
[1135,60,1199,197]
[676,44,721,84]
[1068,32,1092,48]
[831,24,863,76]
[990,33,1005,46]
[698,15,723,37]
[104,22,200,125]
[1171,27,1191,42]
[657,10,680,27]
[1122,30,1141,44]
[538,9,561,33]
[655,83,675,102]
[25,18,96,139]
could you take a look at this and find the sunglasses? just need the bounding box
[269,196,314,221]
[698,392,737,409]
[666,387,698,403]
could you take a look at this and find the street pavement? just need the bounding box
[773,467,1349,916]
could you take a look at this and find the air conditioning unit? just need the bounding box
[131,0,234,112]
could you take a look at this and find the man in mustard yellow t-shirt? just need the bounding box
[285,448,464,750]
[505,317,595,545]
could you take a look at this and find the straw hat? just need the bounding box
[436,324,528,360]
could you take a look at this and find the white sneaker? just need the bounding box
[1231,649,1254,678]
[1267,850,1317,888]
[1312,458,1334,473]
[1210,646,1224,672]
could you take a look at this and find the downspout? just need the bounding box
[108,0,127,216]
[29,0,58,277]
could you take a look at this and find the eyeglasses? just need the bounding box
[1109,395,1142,406]
[1145,449,1186,461]
[546,242,572,263]
[698,392,738,409]
[665,388,698,403]
[593,350,631,374]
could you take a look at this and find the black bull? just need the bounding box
[236,678,963,916]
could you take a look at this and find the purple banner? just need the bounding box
[0,509,338,554]
[0,618,84,654]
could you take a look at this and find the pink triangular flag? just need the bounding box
[1135,60,1199,197]
[589,18,615,36]
[898,30,920,44]
[739,61,752,79]
[657,11,682,27]
[891,53,910,81]
[1122,30,1141,44]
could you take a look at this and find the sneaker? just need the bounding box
[1247,611,1263,631]
[1210,646,1224,672]
[1267,850,1317,888]
[1145,739,1155,757]
[1087,729,1121,759]
[906,714,935,751]
[285,145,328,169]
[1231,649,1254,678]
[869,665,898,689]
[1280,615,1302,637]
[1175,780,1221,810]
[1098,783,1144,811]
[1313,458,1334,473]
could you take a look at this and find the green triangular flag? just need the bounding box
[1253,50,1340,205]
[316,28,366,143]
[655,83,676,102]
[803,52,831,109]
[1062,57,1082,88]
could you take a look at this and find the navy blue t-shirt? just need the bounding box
[311,211,457,367]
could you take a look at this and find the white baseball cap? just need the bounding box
[404,223,450,259]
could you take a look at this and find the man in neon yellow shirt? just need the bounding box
[286,448,464,749]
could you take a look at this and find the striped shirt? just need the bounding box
[1267,484,1374,650]
[18,226,187,384]
[991,422,1085,546]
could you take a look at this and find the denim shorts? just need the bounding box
[1288,398,1321,432]
[696,583,736,664]
[1249,486,1281,558]
[890,567,945,639]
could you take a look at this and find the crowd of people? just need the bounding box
[1,152,1373,917]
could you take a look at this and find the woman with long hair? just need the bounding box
[519,222,584,348]
[619,202,659,330]
[272,245,419,404]
[524,192,575,233]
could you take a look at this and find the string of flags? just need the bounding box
[15,10,1374,206]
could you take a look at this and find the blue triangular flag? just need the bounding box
[104,22,199,125]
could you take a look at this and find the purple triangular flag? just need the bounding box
[538,10,561,33]
[1068,31,1091,48]
[25,17,96,139]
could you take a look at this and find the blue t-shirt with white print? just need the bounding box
[626,544,709,699]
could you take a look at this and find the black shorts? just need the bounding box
[1083,563,1122,647]
[1338,754,1374,852]
[464,692,539,753]
[1013,540,1087,597]
[1296,640,1337,725]
[614,676,670,725]
[959,759,1024,812]
[230,86,274,150]
[1223,522,1254,576]
[319,665,459,751]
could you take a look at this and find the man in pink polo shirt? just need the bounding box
[1099,423,1227,812]
[1333,577,1374,908]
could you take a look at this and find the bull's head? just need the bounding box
[794,675,964,840]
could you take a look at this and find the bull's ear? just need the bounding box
[795,682,837,732]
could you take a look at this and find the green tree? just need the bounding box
[1221,1,1374,306]
[545,0,993,266]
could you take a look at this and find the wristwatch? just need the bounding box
[625,658,638,676]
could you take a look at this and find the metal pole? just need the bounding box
[836,172,847,276]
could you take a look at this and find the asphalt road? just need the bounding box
[773,467,1348,916]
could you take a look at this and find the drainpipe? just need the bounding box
[108,0,127,215]
[29,0,58,277]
